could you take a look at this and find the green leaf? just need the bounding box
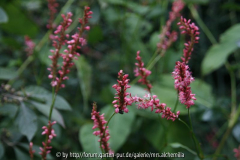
[157,74,214,109]
[74,56,92,111]
[13,147,30,160]
[202,24,240,75]
[184,0,209,4]
[25,85,71,111]
[16,102,37,141]
[143,121,165,150]
[87,26,103,45]
[0,3,38,36]
[30,101,65,128]
[220,24,240,43]
[191,79,214,108]
[149,32,159,52]
[0,7,8,23]
[233,124,240,143]
[144,120,194,154]
[0,67,17,80]
[170,143,197,155]
[100,105,136,151]
[79,124,102,155]
[0,103,18,118]
[201,43,236,75]
[0,142,5,159]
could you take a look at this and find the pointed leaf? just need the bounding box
[0,142,4,159]
[100,105,136,151]
[0,7,8,23]
[16,102,37,141]
[25,85,71,111]
[30,101,65,127]
[79,124,102,155]
[0,67,17,80]
[14,147,30,160]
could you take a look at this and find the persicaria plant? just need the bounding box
[0,0,239,160]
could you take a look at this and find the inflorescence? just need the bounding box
[172,17,200,108]
[48,7,93,92]
[91,102,113,153]
[134,51,152,93]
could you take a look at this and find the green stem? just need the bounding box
[225,61,236,113]
[49,92,57,121]
[189,4,217,44]
[104,112,116,134]
[188,109,204,160]
[213,104,240,160]
[173,95,179,113]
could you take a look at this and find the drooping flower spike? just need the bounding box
[130,94,180,121]
[39,121,57,160]
[134,51,152,93]
[91,102,113,153]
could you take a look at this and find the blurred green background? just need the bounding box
[0,0,240,159]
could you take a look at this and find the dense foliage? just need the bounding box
[0,0,240,159]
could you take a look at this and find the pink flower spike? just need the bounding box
[29,142,35,159]
[48,7,93,93]
[157,0,184,55]
[134,51,152,93]
[24,36,35,56]
[91,103,113,153]
[177,16,200,63]
[172,61,196,108]
[112,70,132,114]
[39,121,57,160]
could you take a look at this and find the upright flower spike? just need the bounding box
[234,146,240,160]
[29,142,35,160]
[47,0,59,29]
[172,17,199,108]
[24,36,35,56]
[48,7,93,92]
[172,61,196,108]
[39,121,57,160]
[157,0,184,55]
[48,12,73,87]
[177,17,200,63]
[112,70,132,114]
[134,51,152,93]
[91,102,113,153]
